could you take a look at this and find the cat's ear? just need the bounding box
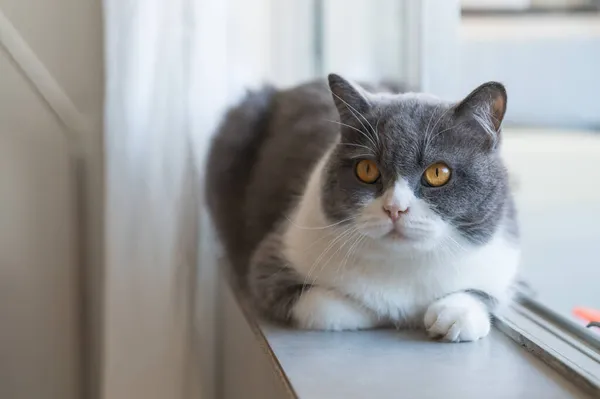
[454,82,507,145]
[328,74,371,121]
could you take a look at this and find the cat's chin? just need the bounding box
[386,230,407,240]
[362,224,436,241]
[360,228,437,253]
[372,226,444,252]
[388,238,440,254]
[385,232,433,247]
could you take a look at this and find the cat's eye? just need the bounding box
[423,162,451,187]
[355,159,380,184]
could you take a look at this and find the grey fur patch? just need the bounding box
[504,195,520,241]
[248,231,310,324]
[205,87,276,281]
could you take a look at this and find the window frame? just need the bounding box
[496,298,600,396]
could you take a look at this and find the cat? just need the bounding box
[206,74,520,342]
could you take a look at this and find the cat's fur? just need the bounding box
[206,74,520,342]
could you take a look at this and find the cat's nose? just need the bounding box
[383,203,408,222]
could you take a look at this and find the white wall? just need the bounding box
[0,103,79,399]
[0,0,103,398]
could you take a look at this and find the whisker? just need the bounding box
[326,89,378,148]
[324,119,377,150]
[425,105,453,150]
[285,214,355,230]
[300,225,355,252]
[349,154,378,160]
[446,236,468,253]
[300,226,357,296]
[310,229,360,287]
[428,120,466,144]
[423,108,437,144]
[338,233,366,278]
[336,142,376,154]
[328,89,376,133]
[302,219,380,288]
[374,114,382,144]
[426,106,451,137]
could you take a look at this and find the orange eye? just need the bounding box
[423,162,451,187]
[355,159,380,184]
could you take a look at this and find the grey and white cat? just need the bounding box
[206,74,520,342]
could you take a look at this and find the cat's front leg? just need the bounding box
[249,232,379,330]
[292,287,380,331]
[424,291,494,342]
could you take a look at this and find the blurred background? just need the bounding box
[0,0,598,398]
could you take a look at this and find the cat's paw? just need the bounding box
[292,287,379,331]
[424,293,491,342]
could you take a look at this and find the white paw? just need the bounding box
[292,287,379,331]
[424,293,491,342]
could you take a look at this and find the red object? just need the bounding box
[573,307,600,323]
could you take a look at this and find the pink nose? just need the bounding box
[383,203,408,222]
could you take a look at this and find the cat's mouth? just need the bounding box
[384,228,423,243]
[386,230,407,240]
[359,216,442,245]
[381,222,438,243]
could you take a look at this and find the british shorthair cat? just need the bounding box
[206,74,519,342]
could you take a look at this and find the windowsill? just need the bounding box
[497,304,600,395]
[222,285,594,399]
[261,323,589,398]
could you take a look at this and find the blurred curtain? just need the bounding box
[102,0,318,397]
[103,0,204,397]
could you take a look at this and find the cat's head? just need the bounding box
[321,74,512,253]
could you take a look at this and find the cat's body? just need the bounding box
[206,75,520,342]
